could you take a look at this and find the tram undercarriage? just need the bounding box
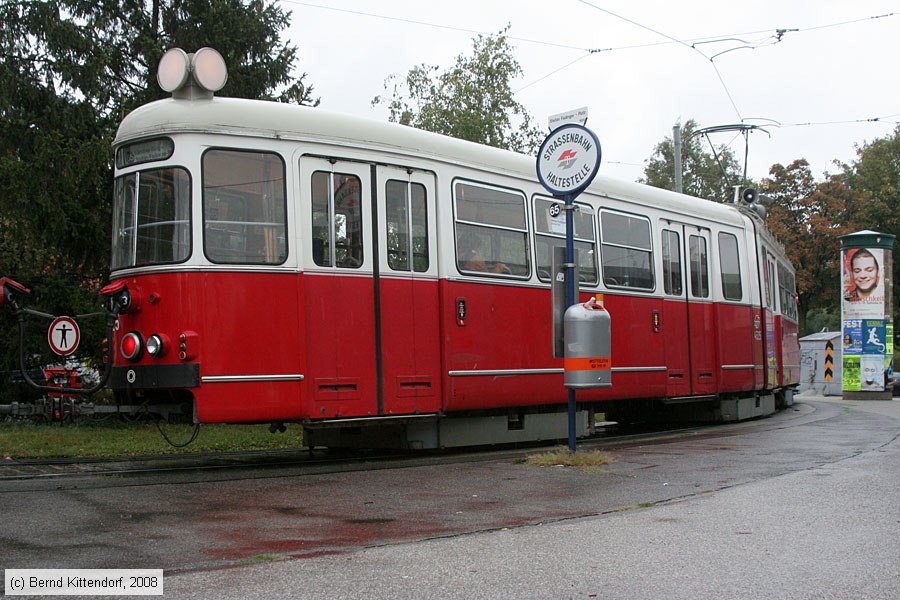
[295,389,793,450]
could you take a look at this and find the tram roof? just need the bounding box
[115,96,746,227]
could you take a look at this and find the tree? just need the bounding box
[760,159,857,333]
[641,119,744,202]
[372,26,543,154]
[842,126,900,234]
[840,126,900,325]
[0,0,316,400]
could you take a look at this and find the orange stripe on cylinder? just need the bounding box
[564,356,611,371]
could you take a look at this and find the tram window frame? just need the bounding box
[718,232,743,301]
[385,179,429,273]
[661,228,683,296]
[599,210,655,291]
[764,253,778,310]
[777,262,798,320]
[453,180,530,278]
[310,171,364,269]
[533,196,598,285]
[689,234,710,298]
[202,148,288,266]
[111,166,192,270]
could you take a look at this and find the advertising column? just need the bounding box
[840,230,895,400]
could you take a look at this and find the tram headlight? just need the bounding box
[146,333,169,358]
[121,332,144,362]
[192,47,228,92]
[157,48,190,93]
[157,47,228,94]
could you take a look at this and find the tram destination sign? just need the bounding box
[536,123,602,197]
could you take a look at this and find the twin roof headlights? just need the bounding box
[157,47,228,94]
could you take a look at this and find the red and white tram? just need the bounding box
[105,49,799,448]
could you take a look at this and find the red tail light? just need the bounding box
[121,332,144,361]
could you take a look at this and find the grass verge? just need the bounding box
[0,419,300,459]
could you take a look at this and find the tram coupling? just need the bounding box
[1,276,119,397]
[0,276,190,424]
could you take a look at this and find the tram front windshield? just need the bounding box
[111,168,191,270]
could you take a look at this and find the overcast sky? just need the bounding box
[280,0,899,183]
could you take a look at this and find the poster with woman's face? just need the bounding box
[842,247,885,319]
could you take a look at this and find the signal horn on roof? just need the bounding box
[741,187,758,204]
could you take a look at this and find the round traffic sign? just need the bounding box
[536,124,602,197]
[48,316,80,356]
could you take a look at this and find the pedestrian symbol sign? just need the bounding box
[48,316,80,356]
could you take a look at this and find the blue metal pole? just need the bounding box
[565,193,577,453]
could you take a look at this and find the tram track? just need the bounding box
[0,425,690,483]
[0,402,822,488]
[0,447,409,482]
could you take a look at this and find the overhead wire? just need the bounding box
[283,0,895,114]
[515,54,593,93]
[779,115,900,128]
[279,0,595,52]
[280,1,897,166]
[518,11,895,97]
[568,2,897,166]
[576,0,745,119]
[282,1,894,57]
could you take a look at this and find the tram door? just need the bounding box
[762,250,779,388]
[685,228,718,395]
[374,165,441,416]
[660,225,691,397]
[301,158,377,420]
[661,224,716,396]
[299,157,440,420]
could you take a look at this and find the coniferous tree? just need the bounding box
[0,0,316,397]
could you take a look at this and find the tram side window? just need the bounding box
[454,181,529,277]
[764,254,777,309]
[311,171,363,268]
[386,180,428,272]
[202,149,287,265]
[661,229,683,296]
[778,263,798,320]
[599,211,654,290]
[533,197,597,284]
[718,232,743,301]
[689,235,710,298]
[112,167,191,270]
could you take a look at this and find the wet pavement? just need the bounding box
[2,395,899,598]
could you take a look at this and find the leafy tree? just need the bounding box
[840,126,900,325]
[761,159,857,333]
[0,0,316,400]
[805,307,841,334]
[841,126,900,235]
[641,119,744,202]
[372,26,543,154]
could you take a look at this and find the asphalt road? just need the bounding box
[2,394,899,599]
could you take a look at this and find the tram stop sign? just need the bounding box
[48,316,80,356]
[536,123,602,198]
